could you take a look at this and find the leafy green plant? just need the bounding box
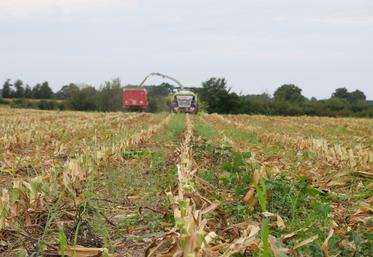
[260,218,270,257]
[122,149,154,159]
[222,151,251,173]
[254,176,267,213]
[58,229,67,257]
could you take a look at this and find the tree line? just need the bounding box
[1,78,372,117]
[1,79,54,99]
[197,78,372,117]
[0,79,124,111]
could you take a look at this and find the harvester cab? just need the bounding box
[171,90,198,113]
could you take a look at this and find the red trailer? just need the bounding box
[122,87,148,112]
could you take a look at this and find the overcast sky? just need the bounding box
[0,0,372,99]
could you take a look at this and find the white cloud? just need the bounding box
[311,16,373,25]
[0,0,138,20]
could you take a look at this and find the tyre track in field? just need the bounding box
[87,114,188,257]
[146,114,260,257]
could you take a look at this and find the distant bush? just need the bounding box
[10,99,64,110]
[65,86,98,111]
[10,99,36,109]
[0,97,8,104]
[37,100,63,110]
[148,96,171,112]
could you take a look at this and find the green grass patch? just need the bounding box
[192,117,370,256]
[86,114,186,250]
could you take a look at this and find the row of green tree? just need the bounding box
[0,78,177,112]
[0,79,123,111]
[198,78,372,117]
[1,78,372,117]
[1,79,54,99]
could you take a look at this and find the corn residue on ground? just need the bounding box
[0,109,372,256]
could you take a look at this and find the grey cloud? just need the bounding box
[0,0,372,98]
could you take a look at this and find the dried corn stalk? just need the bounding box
[0,114,172,230]
[150,114,219,257]
[213,114,373,172]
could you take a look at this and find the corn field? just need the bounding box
[0,109,372,257]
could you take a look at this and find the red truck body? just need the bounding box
[122,88,148,111]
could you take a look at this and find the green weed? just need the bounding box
[58,229,67,257]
